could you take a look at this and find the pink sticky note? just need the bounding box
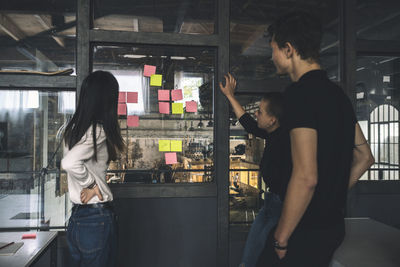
[165,152,177,165]
[127,92,138,103]
[144,65,156,77]
[118,103,127,115]
[127,115,139,127]
[158,90,170,101]
[171,89,183,101]
[22,233,37,239]
[186,101,198,112]
[159,102,170,114]
[118,92,126,103]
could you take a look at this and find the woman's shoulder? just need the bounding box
[79,124,106,144]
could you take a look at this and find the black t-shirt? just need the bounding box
[239,113,292,200]
[283,70,357,228]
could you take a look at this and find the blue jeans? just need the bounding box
[67,204,117,267]
[241,192,282,267]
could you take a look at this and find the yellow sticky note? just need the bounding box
[159,140,171,152]
[150,74,162,86]
[172,103,183,114]
[171,140,182,152]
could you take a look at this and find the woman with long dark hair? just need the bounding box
[62,71,125,267]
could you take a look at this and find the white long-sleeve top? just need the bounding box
[61,125,113,204]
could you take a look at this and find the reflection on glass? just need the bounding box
[230,0,339,92]
[93,45,215,183]
[0,3,77,72]
[93,0,215,35]
[356,0,400,40]
[356,56,400,180]
[0,90,75,228]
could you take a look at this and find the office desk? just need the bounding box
[0,231,57,267]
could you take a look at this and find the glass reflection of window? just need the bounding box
[370,104,399,180]
[174,72,203,109]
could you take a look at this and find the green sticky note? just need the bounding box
[159,140,171,152]
[172,103,183,114]
[171,140,182,152]
[150,74,162,86]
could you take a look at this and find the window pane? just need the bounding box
[356,56,400,180]
[228,95,263,224]
[93,45,215,183]
[356,0,400,40]
[0,90,75,228]
[0,1,76,72]
[93,0,215,35]
[230,0,339,97]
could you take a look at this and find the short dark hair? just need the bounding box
[261,92,284,122]
[267,10,322,62]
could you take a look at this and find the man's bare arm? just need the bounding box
[274,128,318,258]
[348,123,375,189]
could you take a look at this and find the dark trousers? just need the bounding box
[67,204,118,267]
[256,221,345,267]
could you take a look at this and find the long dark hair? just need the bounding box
[64,71,125,161]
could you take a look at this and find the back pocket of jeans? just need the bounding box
[76,221,105,253]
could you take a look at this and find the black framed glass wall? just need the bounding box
[92,0,216,35]
[0,1,77,73]
[92,44,216,184]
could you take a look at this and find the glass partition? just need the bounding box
[355,56,400,180]
[0,90,75,228]
[92,0,216,35]
[92,44,215,184]
[0,1,76,73]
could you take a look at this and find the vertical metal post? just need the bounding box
[339,0,357,105]
[76,0,91,100]
[216,0,230,266]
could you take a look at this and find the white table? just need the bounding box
[0,231,57,267]
[331,218,400,267]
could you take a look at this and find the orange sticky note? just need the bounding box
[127,115,139,127]
[22,233,37,239]
[118,92,126,103]
[158,90,170,101]
[165,152,177,165]
[144,65,156,77]
[186,101,197,112]
[159,102,170,114]
[118,103,127,115]
[127,92,138,103]
[171,89,183,101]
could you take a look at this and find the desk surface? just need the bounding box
[331,218,400,267]
[0,231,57,267]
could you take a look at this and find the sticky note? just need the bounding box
[159,102,170,114]
[144,65,156,77]
[172,103,183,114]
[118,103,127,115]
[171,140,182,152]
[158,90,170,101]
[159,140,171,152]
[165,152,177,165]
[127,115,139,127]
[127,92,138,103]
[150,74,162,86]
[186,101,197,112]
[22,233,37,239]
[171,89,183,101]
[118,92,126,103]
[383,76,390,82]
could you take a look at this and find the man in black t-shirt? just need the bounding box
[257,11,375,267]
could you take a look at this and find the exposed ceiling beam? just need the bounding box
[34,14,66,48]
[0,13,26,41]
